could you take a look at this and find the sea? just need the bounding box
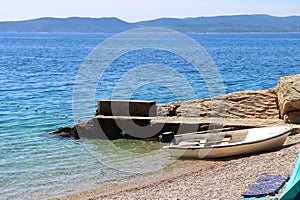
[0,32,299,199]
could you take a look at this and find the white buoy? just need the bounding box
[42,110,46,113]
[25,106,29,110]
[34,108,38,112]
[65,115,69,119]
[16,104,20,108]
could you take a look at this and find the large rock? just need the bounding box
[276,74,300,123]
[158,89,279,119]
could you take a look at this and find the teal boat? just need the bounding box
[279,149,300,200]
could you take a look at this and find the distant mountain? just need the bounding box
[0,14,300,33]
[136,15,300,33]
[0,17,137,33]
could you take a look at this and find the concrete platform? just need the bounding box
[96,100,156,117]
[77,116,287,141]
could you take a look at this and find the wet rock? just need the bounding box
[48,125,79,139]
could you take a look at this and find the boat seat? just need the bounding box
[178,141,199,146]
[199,139,208,144]
[221,135,232,144]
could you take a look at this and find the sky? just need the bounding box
[1,0,300,22]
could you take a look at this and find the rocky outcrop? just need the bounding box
[158,89,279,119]
[159,74,300,124]
[276,74,300,123]
[49,74,300,140]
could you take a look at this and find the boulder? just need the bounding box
[276,74,300,123]
[157,89,279,119]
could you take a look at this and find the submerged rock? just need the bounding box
[48,125,79,139]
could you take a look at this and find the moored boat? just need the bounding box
[163,126,293,159]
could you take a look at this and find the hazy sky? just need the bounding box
[1,0,300,22]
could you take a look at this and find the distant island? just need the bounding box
[0,14,300,33]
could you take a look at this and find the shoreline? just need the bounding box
[56,159,215,200]
[57,132,300,200]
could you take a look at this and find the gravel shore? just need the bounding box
[61,132,300,200]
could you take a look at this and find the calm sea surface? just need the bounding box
[0,33,299,199]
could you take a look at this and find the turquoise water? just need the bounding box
[0,33,300,199]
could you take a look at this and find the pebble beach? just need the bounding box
[59,130,300,200]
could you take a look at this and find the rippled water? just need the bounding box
[0,32,299,199]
